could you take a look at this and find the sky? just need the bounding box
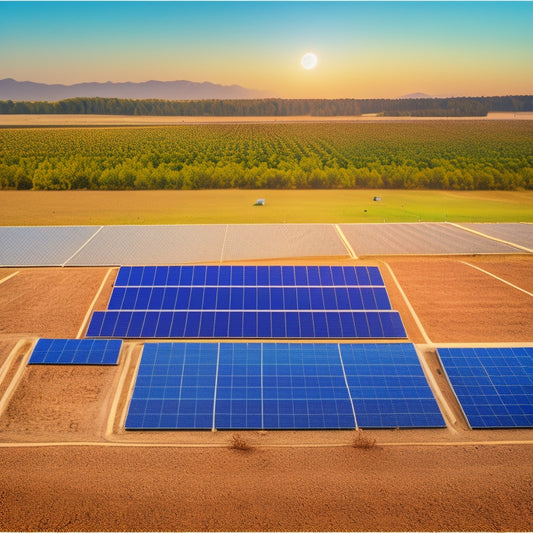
[0,1,532,99]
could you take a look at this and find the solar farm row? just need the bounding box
[87,310,406,339]
[126,342,445,430]
[25,340,533,429]
[108,286,392,311]
[114,265,386,288]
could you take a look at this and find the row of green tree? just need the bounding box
[1,123,531,190]
[0,95,532,116]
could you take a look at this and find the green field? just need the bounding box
[1,190,532,225]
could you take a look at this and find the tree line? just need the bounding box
[0,95,532,117]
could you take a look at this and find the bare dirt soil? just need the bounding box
[0,257,532,531]
[0,365,119,442]
[385,256,533,343]
[0,267,110,337]
[1,445,532,532]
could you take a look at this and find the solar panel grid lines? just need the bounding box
[437,346,533,429]
[125,342,445,430]
[28,338,122,365]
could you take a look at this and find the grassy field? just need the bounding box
[1,189,532,225]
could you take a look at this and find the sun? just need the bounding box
[301,52,318,70]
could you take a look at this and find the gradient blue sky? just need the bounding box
[1,1,532,98]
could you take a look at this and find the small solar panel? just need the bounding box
[28,338,122,365]
[437,347,533,428]
[340,343,446,428]
[125,342,218,430]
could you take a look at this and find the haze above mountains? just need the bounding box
[0,78,273,101]
[0,78,447,102]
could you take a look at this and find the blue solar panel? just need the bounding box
[125,342,442,430]
[340,343,445,428]
[87,310,406,339]
[125,342,218,430]
[29,338,122,365]
[113,265,386,287]
[437,347,533,428]
[108,286,392,311]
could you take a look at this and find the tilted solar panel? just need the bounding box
[437,347,533,428]
[113,265,385,288]
[28,338,122,365]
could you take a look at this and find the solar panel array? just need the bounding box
[87,265,407,339]
[437,347,533,428]
[125,342,445,430]
[29,338,122,365]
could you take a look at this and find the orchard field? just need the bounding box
[0,121,532,191]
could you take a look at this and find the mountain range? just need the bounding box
[0,78,272,101]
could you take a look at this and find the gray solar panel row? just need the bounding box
[437,347,533,428]
[125,342,445,430]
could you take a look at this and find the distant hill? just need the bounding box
[0,78,272,101]
[400,92,433,99]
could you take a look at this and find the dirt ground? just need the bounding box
[385,255,533,343]
[0,256,532,531]
[1,445,532,532]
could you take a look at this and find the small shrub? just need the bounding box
[230,433,251,451]
[352,429,376,449]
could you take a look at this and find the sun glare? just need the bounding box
[301,52,318,70]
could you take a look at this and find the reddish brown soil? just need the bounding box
[0,365,119,441]
[1,445,532,532]
[0,267,110,337]
[386,256,533,343]
[471,255,533,293]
